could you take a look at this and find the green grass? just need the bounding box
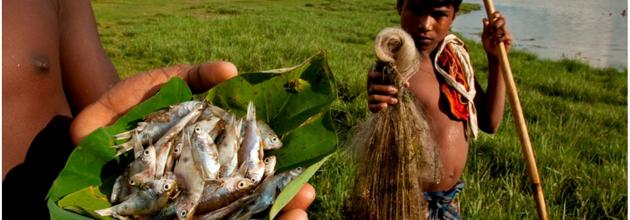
[92,0,627,219]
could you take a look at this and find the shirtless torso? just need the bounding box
[408,55,470,192]
[3,0,118,177]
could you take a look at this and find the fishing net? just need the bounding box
[348,27,441,220]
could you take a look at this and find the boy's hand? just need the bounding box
[367,69,403,113]
[482,11,512,58]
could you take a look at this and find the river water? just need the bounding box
[452,0,627,70]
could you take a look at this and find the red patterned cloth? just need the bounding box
[437,44,470,122]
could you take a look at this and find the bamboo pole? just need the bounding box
[481,0,548,219]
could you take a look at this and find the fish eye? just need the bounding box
[195,127,201,133]
[238,181,246,188]
[144,149,150,155]
[251,178,257,182]
[264,158,270,163]
[271,137,279,142]
[296,167,303,172]
[129,180,136,185]
[179,210,188,217]
[164,183,171,190]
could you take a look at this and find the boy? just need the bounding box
[367,0,512,218]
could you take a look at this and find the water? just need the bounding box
[452,0,628,70]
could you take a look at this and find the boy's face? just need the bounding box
[399,0,456,53]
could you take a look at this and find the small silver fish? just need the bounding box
[217,115,241,178]
[165,140,184,173]
[112,101,204,157]
[153,102,204,150]
[277,167,303,188]
[237,101,265,183]
[96,178,176,218]
[128,172,154,189]
[191,119,222,180]
[196,177,256,213]
[174,128,205,220]
[256,120,283,150]
[196,194,257,220]
[154,141,173,179]
[229,167,303,220]
[112,144,157,203]
[203,104,283,154]
[110,170,130,204]
[135,147,159,186]
[263,156,277,178]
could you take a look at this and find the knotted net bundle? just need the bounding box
[348,27,441,220]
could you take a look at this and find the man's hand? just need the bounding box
[367,67,403,113]
[69,61,238,144]
[482,11,512,58]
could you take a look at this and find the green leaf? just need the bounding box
[271,111,337,171]
[206,51,337,135]
[57,186,113,220]
[48,199,94,220]
[47,52,338,219]
[269,155,331,219]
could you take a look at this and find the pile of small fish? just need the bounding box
[95,100,302,220]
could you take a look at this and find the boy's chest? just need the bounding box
[407,63,442,112]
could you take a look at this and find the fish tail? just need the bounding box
[111,141,130,149]
[113,131,132,140]
[95,207,114,216]
[210,104,228,118]
[113,143,133,157]
[246,101,256,122]
[113,122,146,140]
[228,115,240,137]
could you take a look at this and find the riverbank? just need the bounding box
[453,0,628,71]
[92,0,627,219]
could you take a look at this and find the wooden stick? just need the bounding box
[481,1,548,219]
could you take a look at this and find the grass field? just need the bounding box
[92,0,627,219]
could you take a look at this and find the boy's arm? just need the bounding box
[475,11,511,134]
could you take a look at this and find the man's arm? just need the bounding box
[475,11,511,134]
[59,0,119,114]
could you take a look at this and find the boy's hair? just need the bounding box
[396,0,463,12]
